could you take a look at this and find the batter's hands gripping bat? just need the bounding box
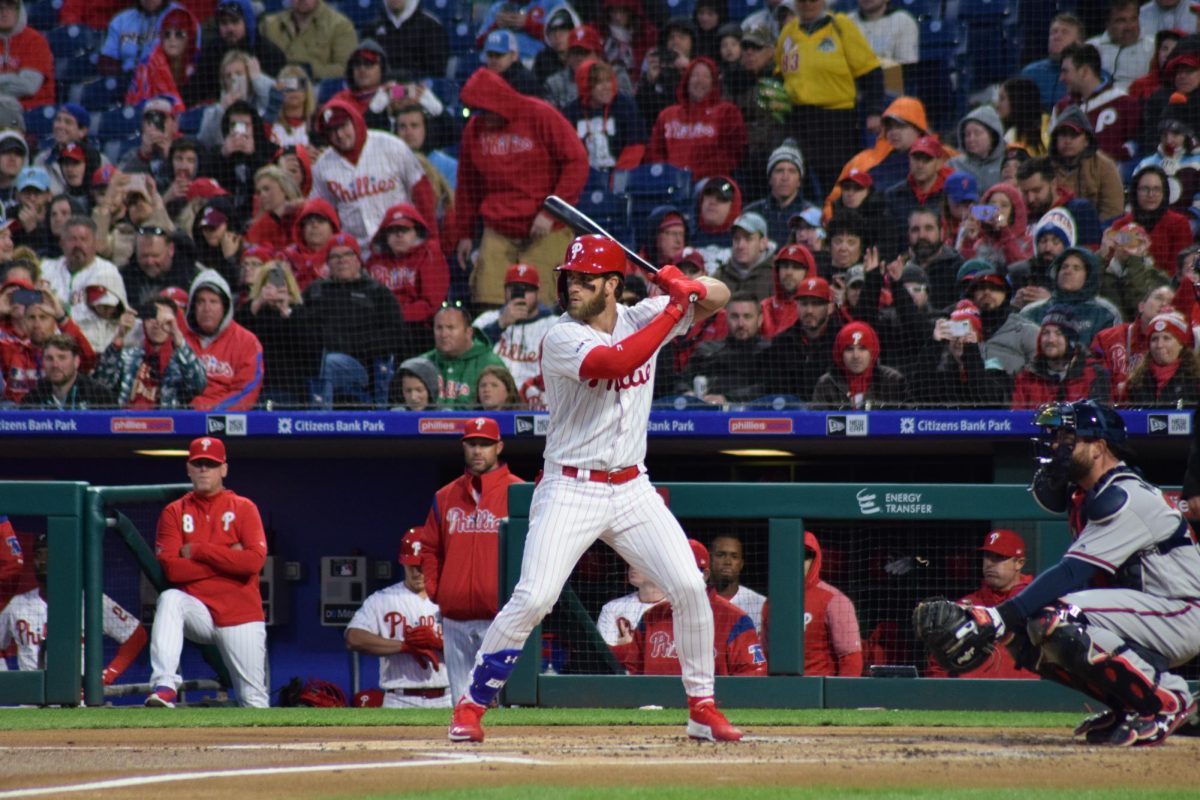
[543,195,699,301]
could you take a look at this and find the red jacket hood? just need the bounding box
[276,143,313,195]
[461,67,532,122]
[371,202,430,251]
[575,57,617,108]
[318,97,368,164]
[675,56,722,107]
[291,197,342,251]
[804,530,823,589]
[981,182,1028,232]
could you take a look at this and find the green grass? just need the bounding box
[334,788,1198,800]
[0,706,1082,730]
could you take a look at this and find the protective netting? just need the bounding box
[4,2,1198,410]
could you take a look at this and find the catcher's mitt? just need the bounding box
[913,598,998,674]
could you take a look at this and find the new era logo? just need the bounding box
[514,415,535,436]
[827,416,846,435]
[1149,414,1168,434]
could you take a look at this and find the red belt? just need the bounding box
[560,465,641,484]
[392,688,446,698]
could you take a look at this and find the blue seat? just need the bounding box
[25,0,63,33]
[918,18,966,63]
[424,0,460,26]
[892,0,935,18]
[336,0,377,34]
[612,163,693,203]
[958,0,1016,23]
[422,76,460,117]
[652,394,719,410]
[78,76,127,111]
[316,77,345,106]
[447,18,476,55]
[97,106,140,142]
[575,188,631,243]
[23,106,57,140]
[661,0,696,17]
[178,105,208,136]
[965,25,1021,91]
[748,394,804,410]
[260,0,286,12]
[46,24,97,60]
[56,52,97,87]
[726,0,764,23]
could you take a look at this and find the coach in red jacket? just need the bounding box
[183,269,264,411]
[644,56,746,181]
[452,68,588,308]
[925,529,1036,680]
[147,437,268,708]
[414,417,525,703]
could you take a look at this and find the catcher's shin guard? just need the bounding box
[1028,606,1177,717]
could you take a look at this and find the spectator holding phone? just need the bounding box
[636,17,696,128]
[235,257,309,407]
[932,298,1016,406]
[204,100,271,223]
[196,50,279,150]
[1093,221,1172,322]
[470,262,555,390]
[117,98,180,187]
[955,183,1032,266]
[94,296,207,408]
[188,0,289,108]
[0,276,97,404]
[1104,166,1192,279]
[272,67,316,148]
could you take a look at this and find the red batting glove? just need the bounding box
[653,265,708,310]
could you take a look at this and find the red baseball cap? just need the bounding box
[186,178,228,201]
[58,143,86,163]
[979,529,1025,558]
[794,276,833,302]
[840,169,872,189]
[504,263,540,288]
[351,688,384,707]
[398,529,423,565]
[658,211,686,232]
[159,286,188,309]
[92,163,116,187]
[188,436,227,464]
[909,135,946,159]
[774,243,815,271]
[1,276,35,292]
[461,416,501,442]
[688,539,709,571]
[567,24,603,53]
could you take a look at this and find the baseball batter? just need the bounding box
[0,536,148,682]
[414,417,524,703]
[596,564,665,647]
[146,437,269,708]
[346,531,450,708]
[916,401,1200,747]
[448,234,738,743]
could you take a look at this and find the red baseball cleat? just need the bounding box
[144,686,177,708]
[448,697,487,743]
[686,696,743,742]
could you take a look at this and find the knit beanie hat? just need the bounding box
[1033,208,1076,249]
[1149,309,1193,349]
[950,299,983,340]
[767,138,804,178]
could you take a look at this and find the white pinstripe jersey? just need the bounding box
[0,590,140,671]
[596,591,660,646]
[346,583,449,690]
[310,132,427,249]
[540,296,693,470]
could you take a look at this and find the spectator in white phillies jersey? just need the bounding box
[345,531,450,708]
[309,98,438,250]
[0,535,147,682]
[472,263,558,390]
[596,564,665,647]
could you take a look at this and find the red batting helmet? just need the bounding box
[555,234,627,307]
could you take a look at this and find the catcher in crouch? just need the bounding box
[915,400,1200,747]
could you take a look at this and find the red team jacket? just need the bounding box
[365,203,449,323]
[643,57,747,181]
[415,464,524,622]
[183,271,264,411]
[610,589,767,676]
[0,517,24,611]
[155,489,267,626]
[0,317,96,404]
[925,573,1036,679]
[451,69,588,241]
[0,14,54,110]
[763,531,863,676]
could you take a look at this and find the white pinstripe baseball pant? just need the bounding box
[149,589,269,708]
[475,472,716,697]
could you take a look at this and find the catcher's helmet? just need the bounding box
[555,234,626,308]
[1033,400,1126,463]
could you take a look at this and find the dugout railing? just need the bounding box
[0,481,234,707]
[501,482,1152,712]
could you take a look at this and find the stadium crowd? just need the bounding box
[1,0,1200,411]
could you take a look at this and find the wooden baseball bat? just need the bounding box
[542,195,660,275]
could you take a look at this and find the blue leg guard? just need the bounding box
[467,649,522,707]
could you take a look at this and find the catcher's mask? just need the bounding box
[1033,400,1128,468]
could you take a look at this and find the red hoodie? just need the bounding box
[284,197,341,291]
[760,244,816,340]
[643,57,746,181]
[451,69,589,242]
[925,573,1036,679]
[0,5,54,110]
[364,202,449,323]
[414,464,525,622]
[125,6,202,109]
[0,318,96,404]
[762,531,863,677]
[958,183,1033,265]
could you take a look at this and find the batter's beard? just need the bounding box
[1067,449,1091,483]
[568,290,607,321]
